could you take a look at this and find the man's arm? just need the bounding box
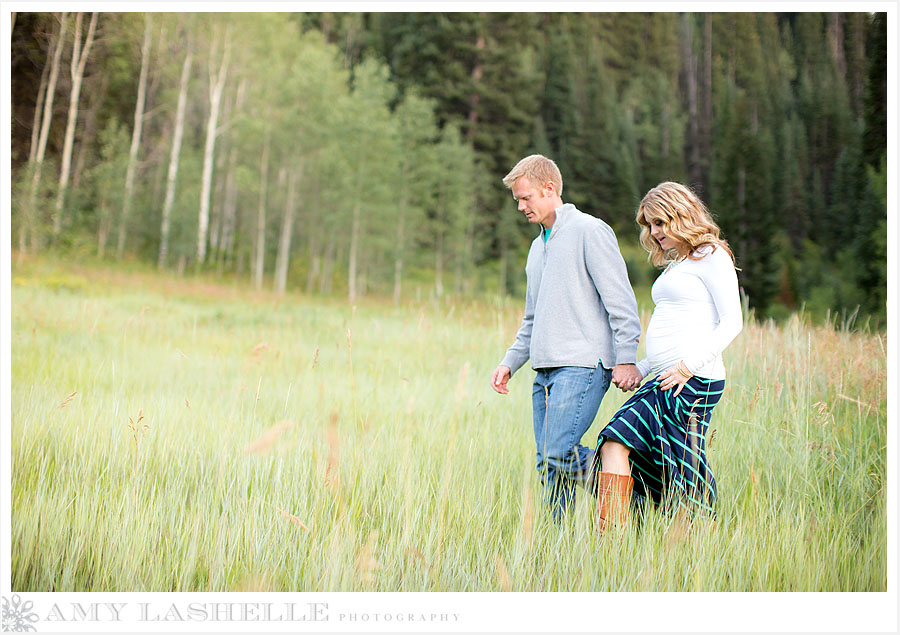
[583,223,642,391]
[491,254,537,393]
[495,284,534,382]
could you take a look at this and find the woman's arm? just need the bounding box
[636,358,651,379]
[682,247,743,374]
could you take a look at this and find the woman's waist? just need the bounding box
[644,325,713,352]
[647,310,717,335]
[644,344,726,378]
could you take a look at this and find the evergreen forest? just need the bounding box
[9,12,888,323]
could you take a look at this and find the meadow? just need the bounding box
[9,259,887,592]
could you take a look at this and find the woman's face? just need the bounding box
[648,217,683,252]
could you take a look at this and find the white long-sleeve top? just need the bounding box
[635,245,743,380]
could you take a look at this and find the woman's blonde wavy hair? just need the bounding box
[636,181,735,268]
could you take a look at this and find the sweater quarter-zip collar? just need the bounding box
[540,203,577,244]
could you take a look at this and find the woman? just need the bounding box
[594,182,743,531]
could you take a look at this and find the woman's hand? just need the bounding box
[612,363,643,392]
[657,360,693,397]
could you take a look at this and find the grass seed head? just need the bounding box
[55,390,78,411]
[455,362,471,404]
[406,547,430,570]
[495,555,512,592]
[231,574,272,592]
[326,413,341,494]
[244,420,293,455]
[356,531,380,583]
[275,505,309,531]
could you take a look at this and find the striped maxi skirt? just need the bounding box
[597,376,725,516]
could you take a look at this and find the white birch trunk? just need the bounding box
[348,155,365,302]
[28,59,49,165]
[216,78,246,274]
[253,129,270,290]
[348,205,362,302]
[217,143,238,274]
[275,167,298,294]
[53,12,97,237]
[393,164,409,305]
[197,29,230,264]
[23,12,67,254]
[208,154,225,257]
[393,212,405,304]
[21,46,49,255]
[117,14,152,260]
[305,182,321,293]
[209,110,233,261]
[159,41,193,269]
[31,13,67,175]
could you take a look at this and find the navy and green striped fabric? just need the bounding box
[597,376,725,516]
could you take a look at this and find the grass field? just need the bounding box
[8,259,887,592]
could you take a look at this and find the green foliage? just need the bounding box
[167,150,204,263]
[84,117,129,243]
[7,11,886,321]
[13,157,60,253]
[863,13,887,168]
[858,157,887,320]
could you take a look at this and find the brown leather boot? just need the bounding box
[596,472,633,532]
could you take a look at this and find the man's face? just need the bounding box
[511,177,556,227]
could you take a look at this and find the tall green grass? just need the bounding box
[10,261,886,591]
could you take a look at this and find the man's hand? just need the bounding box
[611,363,642,392]
[491,365,511,394]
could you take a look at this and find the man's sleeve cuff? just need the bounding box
[614,345,639,366]
[500,353,528,377]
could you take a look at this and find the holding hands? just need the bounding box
[612,363,643,392]
[493,363,646,394]
[657,360,693,397]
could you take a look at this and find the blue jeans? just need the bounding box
[532,365,612,521]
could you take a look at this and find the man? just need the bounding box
[490,154,642,521]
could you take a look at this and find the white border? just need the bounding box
[1,3,896,633]
[0,591,894,632]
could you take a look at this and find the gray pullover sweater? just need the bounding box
[500,203,641,376]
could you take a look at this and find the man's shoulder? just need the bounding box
[564,208,615,236]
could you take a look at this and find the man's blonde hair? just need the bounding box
[502,154,563,195]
